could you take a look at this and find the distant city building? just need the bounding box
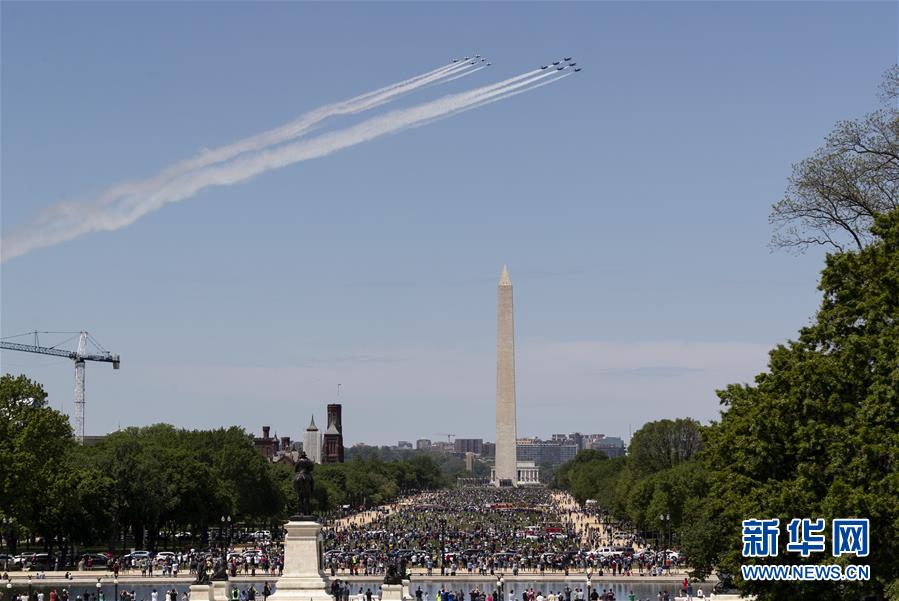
[254,426,277,460]
[397,440,413,449]
[465,451,475,472]
[322,404,344,463]
[490,460,539,486]
[591,435,626,458]
[431,440,455,453]
[482,442,496,458]
[416,439,432,450]
[454,438,484,455]
[516,439,578,466]
[304,415,322,463]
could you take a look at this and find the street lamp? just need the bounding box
[114,578,119,601]
[1,517,10,572]
[27,575,32,601]
[585,574,592,600]
[439,519,446,576]
[658,514,670,550]
[97,578,103,601]
[221,516,232,576]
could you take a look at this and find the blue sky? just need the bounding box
[2,2,896,445]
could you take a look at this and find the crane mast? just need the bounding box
[0,330,120,444]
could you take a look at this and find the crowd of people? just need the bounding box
[319,488,682,578]
[103,547,284,580]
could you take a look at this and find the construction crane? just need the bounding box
[436,433,456,444]
[0,331,120,444]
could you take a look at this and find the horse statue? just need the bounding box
[293,450,315,517]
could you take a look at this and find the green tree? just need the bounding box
[770,65,898,252]
[628,418,703,476]
[696,210,899,601]
[0,374,74,552]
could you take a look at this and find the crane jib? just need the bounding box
[0,335,120,443]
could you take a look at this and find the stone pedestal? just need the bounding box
[212,582,229,601]
[269,520,332,601]
[189,584,211,601]
[189,581,229,601]
[380,585,403,601]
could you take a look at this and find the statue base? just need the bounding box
[268,520,333,601]
[189,583,229,601]
[379,582,413,601]
[290,514,318,522]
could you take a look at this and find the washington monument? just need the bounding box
[494,265,518,486]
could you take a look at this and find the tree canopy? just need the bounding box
[553,210,898,600]
[693,209,899,601]
[770,65,899,252]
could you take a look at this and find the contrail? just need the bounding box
[20,61,477,231]
[2,67,571,261]
[409,72,573,132]
[441,66,486,83]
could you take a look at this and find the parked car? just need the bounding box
[25,553,52,570]
[82,553,109,569]
[124,550,152,564]
[13,553,36,568]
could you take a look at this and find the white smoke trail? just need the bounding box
[405,72,573,133]
[22,61,477,229]
[441,66,485,83]
[2,68,570,261]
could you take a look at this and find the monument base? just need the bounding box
[189,584,211,601]
[380,585,403,601]
[189,582,230,601]
[268,520,332,601]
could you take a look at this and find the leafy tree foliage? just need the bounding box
[0,375,73,553]
[628,418,703,476]
[552,425,706,550]
[770,66,898,252]
[696,209,899,601]
[1,399,450,552]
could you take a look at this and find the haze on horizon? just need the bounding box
[2,2,895,446]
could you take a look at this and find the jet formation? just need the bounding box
[542,57,582,72]
[452,54,491,66]
[451,54,582,73]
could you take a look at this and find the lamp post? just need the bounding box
[97,578,103,601]
[27,575,32,601]
[1,517,10,572]
[114,578,119,601]
[439,519,446,577]
[585,574,592,601]
[658,514,670,550]
[497,575,504,601]
[221,515,232,576]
